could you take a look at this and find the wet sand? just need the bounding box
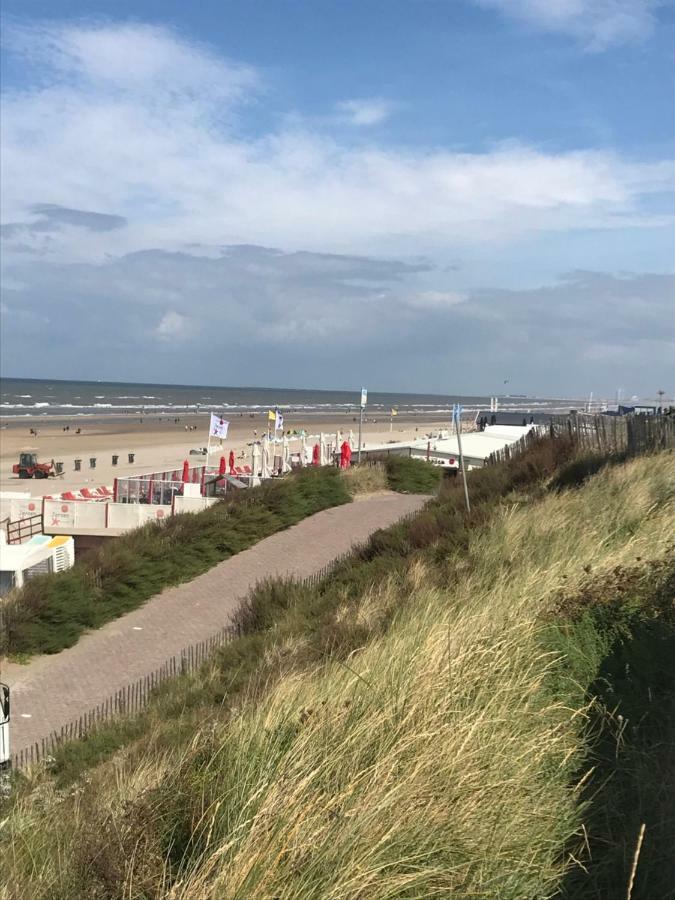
[0,411,450,497]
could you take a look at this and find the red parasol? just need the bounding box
[312,443,320,465]
[340,441,352,469]
[181,460,190,483]
[229,450,236,474]
[218,455,227,476]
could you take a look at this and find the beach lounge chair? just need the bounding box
[243,465,252,475]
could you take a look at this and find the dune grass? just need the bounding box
[2,467,351,659]
[2,448,672,899]
[341,462,389,495]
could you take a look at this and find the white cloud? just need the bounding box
[404,291,468,309]
[474,0,664,49]
[336,98,396,126]
[1,21,673,272]
[3,21,257,104]
[156,310,190,340]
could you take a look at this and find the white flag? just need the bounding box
[275,409,284,431]
[209,413,229,439]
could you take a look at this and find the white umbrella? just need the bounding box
[282,436,291,473]
[301,432,308,466]
[251,442,261,476]
[261,436,272,479]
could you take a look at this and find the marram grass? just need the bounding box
[1,451,673,899]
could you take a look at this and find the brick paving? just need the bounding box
[3,492,426,755]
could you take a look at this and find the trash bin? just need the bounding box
[55,461,64,475]
[112,455,119,466]
[74,459,82,471]
[89,457,97,469]
[128,453,135,464]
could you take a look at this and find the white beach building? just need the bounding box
[0,532,75,597]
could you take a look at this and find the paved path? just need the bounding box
[3,492,426,754]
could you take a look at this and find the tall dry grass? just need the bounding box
[1,453,673,899]
[341,462,388,496]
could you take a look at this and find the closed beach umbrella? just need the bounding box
[312,443,320,465]
[261,437,271,478]
[252,442,261,476]
[340,440,351,469]
[228,450,236,474]
[282,436,291,473]
[181,460,190,483]
[219,455,227,475]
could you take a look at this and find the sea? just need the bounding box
[0,377,577,421]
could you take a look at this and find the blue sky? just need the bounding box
[1,1,673,397]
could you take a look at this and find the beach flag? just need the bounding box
[209,413,229,439]
[275,409,284,431]
[452,404,463,424]
[268,409,276,422]
[391,408,397,416]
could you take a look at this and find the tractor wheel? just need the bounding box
[18,470,29,479]
[34,470,48,479]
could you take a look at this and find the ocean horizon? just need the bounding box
[0,376,576,419]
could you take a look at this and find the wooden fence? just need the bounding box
[485,414,674,466]
[549,413,674,456]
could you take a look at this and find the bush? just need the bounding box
[381,455,442,493]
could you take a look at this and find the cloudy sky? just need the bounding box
[1,0,673,397]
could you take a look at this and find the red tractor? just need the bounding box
[12,449,55,479]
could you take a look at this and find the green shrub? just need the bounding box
[380,455,443,493]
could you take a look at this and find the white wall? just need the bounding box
[107,503,172,530]
[173,496,218,514]
[43,499,107,530]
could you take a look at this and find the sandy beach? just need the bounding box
[0,411,452,497]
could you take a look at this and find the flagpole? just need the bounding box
[454,405,470,514]
[206,413,212,465]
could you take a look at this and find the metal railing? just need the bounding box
[6,514,43,545]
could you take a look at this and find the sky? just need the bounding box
[1,0,673,398]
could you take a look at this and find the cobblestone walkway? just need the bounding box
[3,492,426,754]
